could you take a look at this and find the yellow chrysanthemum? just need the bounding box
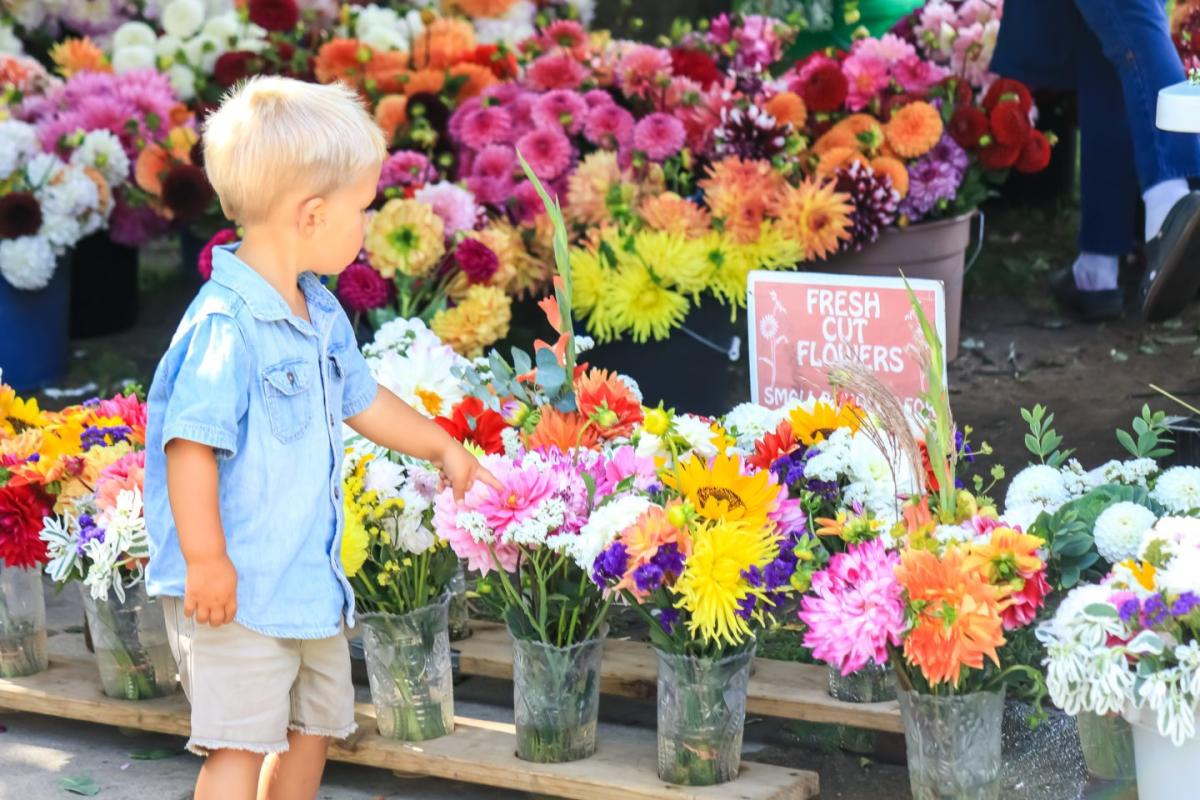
[778,179,853,262]
[341,511,370,578]
[430,284,513,358]
[663,452,782,529]
[731,220,803,272]
[366,198,445,278]
[699,232,754,308]
[673,519,777,647]
[631,230,713,298]
[607,263,690,343]
[639,192,712,238]
[569,244,607,316]
[788,401,862,446]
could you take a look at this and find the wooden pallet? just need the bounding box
[455,622,903,734]
[0,655,819,800]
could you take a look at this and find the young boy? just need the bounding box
[143,77,496,800]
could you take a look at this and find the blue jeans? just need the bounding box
[994,0,1200,256]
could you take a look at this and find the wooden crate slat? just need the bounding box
[455,622,903,733]
[0,655,818,800]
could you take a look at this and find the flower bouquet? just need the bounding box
[38,392,177,700]
[340,446,459,741]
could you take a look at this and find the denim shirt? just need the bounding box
[144,244,377,638]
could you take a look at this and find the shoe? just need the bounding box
[1051,269,1123,321]
[1140,190,1200,322]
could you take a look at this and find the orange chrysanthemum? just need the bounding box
[566,151,624,226]
[411,18,476,70]
[870,156,909,198]
[525,408,600,452]
[50,37,110,77]
[764,90,807,130]
[448,62,497,99]
[747,420,798,472]
[365,49,410,94]
[884,101,944,159]
[404,68,446,96]
[896,547,1007,687]
[375,94,408,142]
[699,156,785,244]
[448,0,519,17]
[575,368,644,439]
[639,192,711,238]
[778,179,853,262]
[315,38,369,85]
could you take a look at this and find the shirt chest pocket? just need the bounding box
[262,359,312,443]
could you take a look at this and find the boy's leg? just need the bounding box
[257,731,330,800]
[198,750,267,800]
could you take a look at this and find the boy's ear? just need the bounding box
[298,195,325,238]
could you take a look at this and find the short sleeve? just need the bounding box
[160,313,251,459]
[332,311,378,420]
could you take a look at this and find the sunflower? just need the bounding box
[2,393,44,434]
[607,263,690,343]
[673,519,778,647]
[366,198,445,278]
[663,452,782,529]
[788,401,861,446]
[778,179,853,262]
[884,101,944,159]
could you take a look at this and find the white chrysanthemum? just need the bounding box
[183,34,225,72]
[162,0,206,38]
[354,5,410,50]
[113,21,158,51]
[154,34,185,63]
[0,120,40,180]
[166,63,197,101]
[802,427,853,482]
[70,130,130,187]
[1093,502,1157,564]
[38,213,81,252]
[40,166,100,218]
[1160,547,1200,596]
[1005,464,1070,514]
[112,45,157,74]
[675,414,720,460]
[473,2,537,46]
[570,495,652,572]
[722,402,780,453]
[0,23,22,55]
[0,236,58,291]
[201,12,241,43]
[364,457,407,498]
[365,315,436,358]
[1152,466,1200,514]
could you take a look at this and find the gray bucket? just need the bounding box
[816,211,981,360]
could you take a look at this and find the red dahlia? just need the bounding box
[468,44,518,80]
[797,63,848,113]
[982,78,1033,115]
[0,192,43,239]
[1015,130,1052,174]
[979,141,1021,170]
[161,163,215,223]
[213,51,257,88]
[454,238,499,284]
[197,227,238,280]
[0,483,52,569]
[247,0,300,33]
[989,101,1031,147]
[948,107,989,149]
[669,47,723,89]
[336,262,394,312]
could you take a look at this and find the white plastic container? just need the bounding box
[1132,723,1200,800]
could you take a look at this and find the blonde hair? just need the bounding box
[203,76,387,224]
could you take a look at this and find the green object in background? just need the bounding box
[736,0,924,60]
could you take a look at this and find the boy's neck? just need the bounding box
[236,228,310,321]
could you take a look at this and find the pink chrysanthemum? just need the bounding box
[841,53,890,112]
[584,88,615,107]
[449,97,481,142]
[483,82,523,105]
[414,181,479,239]
[527,51,587,91]
[458,105,513,151]
[584,103,635,149]
[539,20,588,56]
[379,150,437,195]
[515,128,573,181]
[893,55,949,94]
[617,44,673,99]
[108,200,170,247]
[852,33,917,63]
[510,180,546,221]
[799,538,906,676]
[532,89,588,135]
[197,228,239,280]
[472,144,516,181]
[633,112,686,161]
[432,458,521,575]
[336,261,394,312]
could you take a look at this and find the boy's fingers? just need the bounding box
[194,604,210,625]
[183,596,197,619]
[477,466,503,492]
[224,602,238,624]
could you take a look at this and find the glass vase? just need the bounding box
[827,661,895,752]
[448,562,471,641]
[511,627,605,763]
[80,583,176,700]
[655,645,755,786]
[1077,711,1136,781]
[360,597,454,742]
[0,564,48,678]
[897,687,1005,800]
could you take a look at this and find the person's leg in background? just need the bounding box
[1075,0,1200,320]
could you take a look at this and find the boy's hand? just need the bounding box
[184,554,239,627]
[439,442,502,501]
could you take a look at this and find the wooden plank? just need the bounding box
[455,622,903,734]
[0,656,818,800]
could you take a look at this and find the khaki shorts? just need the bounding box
[162,597,356,756]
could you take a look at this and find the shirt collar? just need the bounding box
[210,244,338,323]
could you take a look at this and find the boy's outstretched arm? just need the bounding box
[346,387,501,500]
[165,439,239,626]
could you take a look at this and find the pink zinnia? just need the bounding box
[799,538,906,676]
[842,53,890,112]
[414,181,479,239]
[336,262,393,313]
[893,55,949,94]
[617,44,673,99]
[633,113,686,161]
[515,128,573,181]
[584,103,635,149]
[532,89,588,135]
[527,51,587,91]
[198,228,239,280]
[458,105,513,151]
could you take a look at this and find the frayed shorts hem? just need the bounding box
[186,737,290,757]
[287,721,357,739]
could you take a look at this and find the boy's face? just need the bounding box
[301,164,382,276]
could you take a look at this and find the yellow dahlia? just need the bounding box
[663,452,782,529]
[430,284,512,358]
[607,263,690,343]
[366,198,445,278]
[778,179,853,262]
[639,192,712,238]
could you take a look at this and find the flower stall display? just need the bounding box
[37,391,178,701]
[340,445,459,741]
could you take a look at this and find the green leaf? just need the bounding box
[1084,602,1119,619]
[59,777,101,796]
[511,347,532,377]
[1116,429,1137,457]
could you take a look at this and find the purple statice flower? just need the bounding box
[736,594,758,620]
[592,542,628,586]
[742,565,764,588]
[763,556,796,590]
[81,425,132,452]
[634,562,665,593]
[1143,596,1169,627]
[76,514,105,557]
[899,133,968,223]
[1173,592,1200,617]
[650,543,685,578]
[656,607,680,634]
[1117,596,1141,624]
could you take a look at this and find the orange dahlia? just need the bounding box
[870,156,910,198]
[815,145,869,178]
[575,368,643,439]
[639,192,711,238]
[778,179,853,262]
[50,37,110,77]
[884,101,944,159]
[814,114,884,155]
[375,94,408,142]
[365,49,410,94]
[315,38,369,85]
[403,68,446,96]
[965,528,1045,585]
[896,547,1007,687]
[134,144,171,196]
[449,0,519,16]
[526,408,600,452]
[411,18,476,71]
[448,62,497,99]
[764,90,807,130]
[699,156,785,244]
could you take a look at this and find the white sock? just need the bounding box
[1072,252,1119,291]
[1144,178,1191,241]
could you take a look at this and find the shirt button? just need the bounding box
[329,413,335,427]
